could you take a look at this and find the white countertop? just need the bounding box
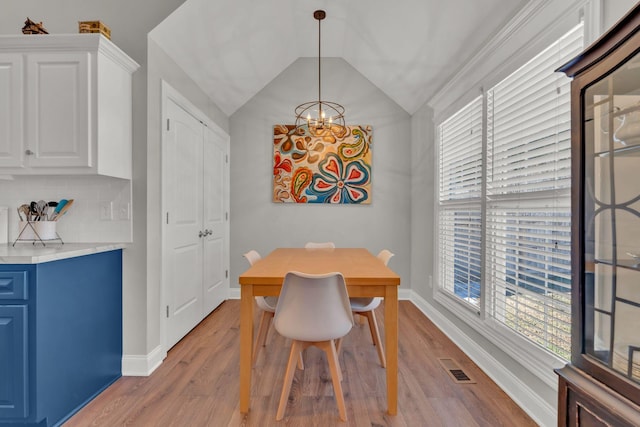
[0,243,127,264]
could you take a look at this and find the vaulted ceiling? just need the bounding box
[149,0,528,116]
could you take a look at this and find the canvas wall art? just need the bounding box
[273,124,372,204]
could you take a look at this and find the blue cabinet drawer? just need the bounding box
[0,271,28,300]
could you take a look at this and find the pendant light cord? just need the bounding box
[318,13,322,113]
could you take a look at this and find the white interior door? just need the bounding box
[165,98,204,349]
[162,82,230,352]
[203,125,229,313]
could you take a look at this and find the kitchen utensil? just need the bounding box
[52,199,68,218]
[52,199,74,221]
[18,204,30,222]
[30,201,37,221]
[36,200,47,220]
[46,201,58,221]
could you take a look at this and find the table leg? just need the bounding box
[240,284,254,413]
[385,284,398,415]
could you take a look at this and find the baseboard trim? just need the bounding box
[409,290,556,427]
[122,345,165,376]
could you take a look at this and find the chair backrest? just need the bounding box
[243,250,278,310]
[274,271,353,342]
[377,249,394,266]
[243,250,262,266]
[304,242,336,249]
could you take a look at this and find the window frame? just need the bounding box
[433,23,584,388]
[437,95,485,314]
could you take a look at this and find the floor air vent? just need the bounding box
[438,358,476,384]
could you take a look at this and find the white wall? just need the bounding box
[410,103,435,298]
[229,57,412,291]
[603,0,639,28]
[0,175,131,242]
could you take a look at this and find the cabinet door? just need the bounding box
[25,52,90,168]
[0,305,28,419]
[0,54,24,168]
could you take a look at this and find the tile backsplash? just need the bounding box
[0,175,132,243]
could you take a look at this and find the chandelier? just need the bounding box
[294,10,346,134]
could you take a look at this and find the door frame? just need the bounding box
[160,80,230,355]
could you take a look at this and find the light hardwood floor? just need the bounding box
[64,300,537,426]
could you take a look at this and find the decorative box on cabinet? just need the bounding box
[0,250,123,427]
[0,34,139,178]
[555,3,640,426]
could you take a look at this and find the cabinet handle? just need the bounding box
[198,231,204,238]
[25,149,34,155]
[206,229,213,236]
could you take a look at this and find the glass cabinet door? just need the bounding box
[583,48,640,384]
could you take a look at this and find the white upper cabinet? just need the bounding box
[0,35,139,178]
[0,53,23,168]
[26,52,90,169]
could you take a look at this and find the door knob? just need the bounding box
[25,149,34,155]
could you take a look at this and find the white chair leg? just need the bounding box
[319,340,348,421]
[364,310,386,368]
[276,340,303,421]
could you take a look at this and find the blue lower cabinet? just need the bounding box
[0,305,28,419]
[0,250,122,427]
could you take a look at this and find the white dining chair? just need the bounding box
[348,249,394,368]
[243,250,278,364]
[304,241,336,249]
[274,271,353,421]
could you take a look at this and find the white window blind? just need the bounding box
[438,96,483,306]
[485,23,583,359]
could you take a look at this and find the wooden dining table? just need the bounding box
[238,247,401,415]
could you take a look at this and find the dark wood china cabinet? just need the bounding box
[555,3,640,426]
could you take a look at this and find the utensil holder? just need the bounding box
[13,221,64,246]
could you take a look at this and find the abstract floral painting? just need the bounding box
[273,124,372,204]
